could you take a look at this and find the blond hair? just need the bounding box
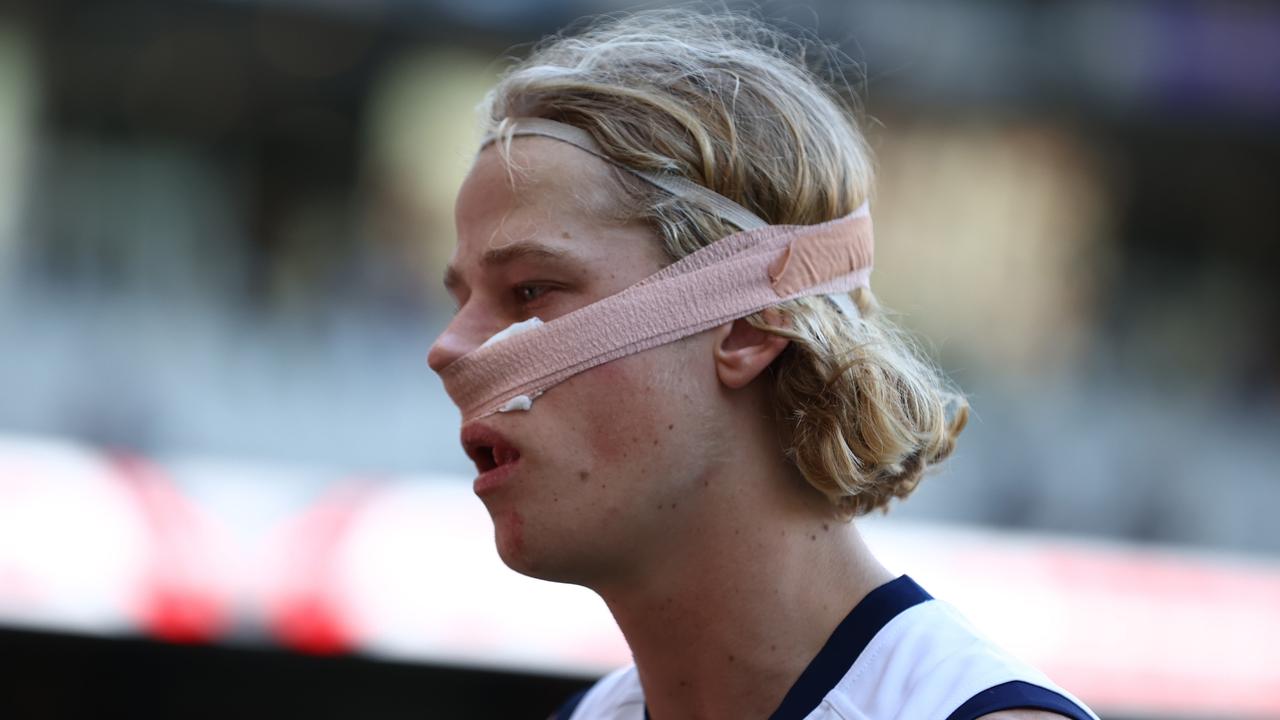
[481,10,967,517]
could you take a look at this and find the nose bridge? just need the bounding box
[428,303,498,373]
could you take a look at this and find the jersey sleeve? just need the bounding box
[944,680,1098,720]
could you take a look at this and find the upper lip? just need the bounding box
[460,422,522,474]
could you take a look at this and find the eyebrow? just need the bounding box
[443,241,585,293]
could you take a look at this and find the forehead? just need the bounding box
[452,136,665,273]
[457,137,628,235]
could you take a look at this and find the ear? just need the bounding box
[712,311,790,390]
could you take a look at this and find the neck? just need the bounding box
[592,458,894,720]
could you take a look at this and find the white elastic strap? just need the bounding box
[826,291,861,319]
[485,117,769,232]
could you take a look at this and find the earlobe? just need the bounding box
[713,313,790,390]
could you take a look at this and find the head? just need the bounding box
[428,10,967,585]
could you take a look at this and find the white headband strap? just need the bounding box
[483,117,769,232]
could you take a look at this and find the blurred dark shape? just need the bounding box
[0,626,594,720]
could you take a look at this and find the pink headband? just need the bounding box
[439,118,874,421]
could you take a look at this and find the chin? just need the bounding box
[492,521,603,586]
[496,541,583,585]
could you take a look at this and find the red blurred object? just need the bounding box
[261,480,377,655]
[0,436,233,643]
[110,452,232,643]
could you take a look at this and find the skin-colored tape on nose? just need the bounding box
[439,208,873,421]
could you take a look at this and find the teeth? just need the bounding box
[494,445,516,466]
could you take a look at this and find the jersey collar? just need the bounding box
[644,575,932,720]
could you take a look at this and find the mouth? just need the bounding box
[460,422,522,492]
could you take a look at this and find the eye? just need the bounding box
[514,284,553,304]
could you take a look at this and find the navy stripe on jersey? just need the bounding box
[553,688,589,720]
[644,576,932,720]
[945,680,1095,720]
[767,575,933,720]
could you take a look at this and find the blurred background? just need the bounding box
[0,0,1277,718]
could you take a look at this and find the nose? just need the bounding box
[427,330,464,374]
[427,307,494,373]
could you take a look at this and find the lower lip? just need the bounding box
[474,458,520,496]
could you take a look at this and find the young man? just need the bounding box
[428,10,1097,720]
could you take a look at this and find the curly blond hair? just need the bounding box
[481,9,967,517]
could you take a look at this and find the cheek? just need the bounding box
[581,365,660,464]
[565,346,707,472]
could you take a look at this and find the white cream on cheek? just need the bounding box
[498,395,535,412]
[479,316,545,349]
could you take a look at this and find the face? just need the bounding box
[428,138,728,586]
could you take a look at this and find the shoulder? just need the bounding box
[822,593,1098,720]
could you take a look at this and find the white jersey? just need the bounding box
[554,576,1098,720]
